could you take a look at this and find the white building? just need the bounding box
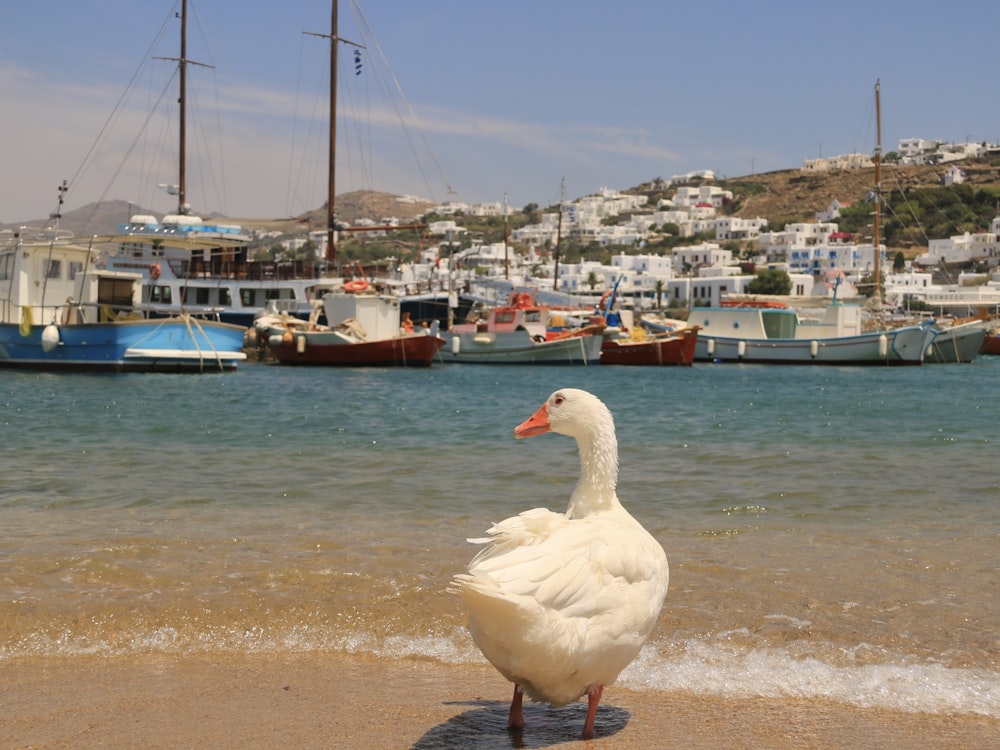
[915,226,1000,268]
[802,153,873,171]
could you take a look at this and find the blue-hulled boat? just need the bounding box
[0,231,247,372]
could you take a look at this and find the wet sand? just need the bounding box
[2,653,997,749]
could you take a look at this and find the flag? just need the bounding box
[354,50,362,75]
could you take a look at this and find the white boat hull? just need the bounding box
[695,325,934,365]
[441,329,602,364]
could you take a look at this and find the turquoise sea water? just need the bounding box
[2,359,999,717]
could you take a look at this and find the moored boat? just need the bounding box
[600,326,699,366]
[263,287,445,367]
[690,302,934,365]
[105,215,343,328]
[440,291,604,364]
[980,329,1000,355]
[0,231,246,372]
[924,318,988,363]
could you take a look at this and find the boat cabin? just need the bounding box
[0,237,142,326]
[322,291,403,341]
[696,302,865,340]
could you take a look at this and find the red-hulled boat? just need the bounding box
[263,289,445,367]
[980,330,1000,356]
[600,326,699,366]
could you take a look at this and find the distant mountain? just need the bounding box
[2,189,436,239]
[0,200,154,238]
[6,164,1000,244]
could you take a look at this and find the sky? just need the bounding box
[2,0,999,225]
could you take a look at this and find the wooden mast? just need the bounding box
[553,177,565,291]
[872,79,882,307]
[305,2,362,265]
[503,193,510,280]
[159,0,211,215]
[326,0,338,263]
[178,0,187,214]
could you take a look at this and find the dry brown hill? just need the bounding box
[728,162,1000,223]
[233,190,435,235]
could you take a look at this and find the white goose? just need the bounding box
[451,388,669,739]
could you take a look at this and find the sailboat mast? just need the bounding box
[327,1,338,263]
[873,79,882,304]
[178,0,187,215]
[553,177,565,291]
[158,0,210,214]
[503,193,510,280]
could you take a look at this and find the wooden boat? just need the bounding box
[924,318,988,363]
[263,2,445,368]
[688,83,936,366]
[441,291,604,364]
[264,288,444,367]
[980,329,1000,355]
[600,326,699,366]
[691,302,934,365]
[0,229,246,372]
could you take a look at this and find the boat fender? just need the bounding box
[296,334,307,354]
[41,323,60,352]
[810,340,819,358]
[737,340,746,358]
[450,336,461,355]
[149,263,161,280]
[267,334,285,348]
[878,334,888,358]
[19,305,33,337]
[281,329,294,346]
[706,338,715,356]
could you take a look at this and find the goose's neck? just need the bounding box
[568,426,619,517]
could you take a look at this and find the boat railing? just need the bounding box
[6,298,233,327]
[175,258,335,281]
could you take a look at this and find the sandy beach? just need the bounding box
[2,653,997,749]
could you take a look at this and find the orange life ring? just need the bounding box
[344,279,369,293]
[149,263,161,281]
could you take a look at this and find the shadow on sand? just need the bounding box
[410,699,630,749]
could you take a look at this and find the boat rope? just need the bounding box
[180,313,224,372]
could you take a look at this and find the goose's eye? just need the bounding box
[553,394,565,406]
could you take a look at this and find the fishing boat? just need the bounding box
[923,318,987,363]
[980,328,1000,355]
[440,290,604,364]
[263,287,444,367]
[689,82,937,366]
[690,300,934,365]
[263,2,445,368]
[0,228,246,372]
[600,326,699,366]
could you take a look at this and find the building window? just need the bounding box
[45,259,62,279]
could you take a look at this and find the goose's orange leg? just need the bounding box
[580,684,604,739]
[507,684,524,730]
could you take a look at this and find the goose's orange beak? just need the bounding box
[513,403,550,439]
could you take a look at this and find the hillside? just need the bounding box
[7,165,1000,248]
[631,161,1000,224]
[0,190,435,239]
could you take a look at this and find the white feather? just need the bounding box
[451,388,669,708]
